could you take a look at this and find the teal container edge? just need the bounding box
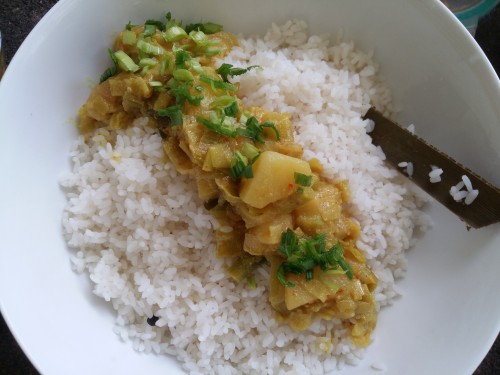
[452,0,500,33]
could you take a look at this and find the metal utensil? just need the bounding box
[363,107,500,228]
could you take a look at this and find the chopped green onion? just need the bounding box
[99,66,117,83]
[139,58,157,67]
[173,68,194,81]
[125,21,135,31]
[143,24,157,37]
[276,230,354,287]
[122,30,137,45]
[203,45,224,57]
[114,50,140,72]
[99,49,118,82]
[185,22,223,34]
[294,172,313,187]
[209,95,239,117]
[165,12,181,31]
[200,75,236,91]
[145,19,166,31]
[157,105,183,125]
[241,143,260,160]
[246,276,257,290]
[148,81,163,87]
[230,151,258,180]
[168,80,204,105]
[173,48,192,69]
[137,39,165,56]
[188,58,204,74]
[216,63,261,82]
[189,30,207,46]
[197,115,237,138]
[164,25,188,42]
[237,116,280,144]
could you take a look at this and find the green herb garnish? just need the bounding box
[173,48,192,69]
[164,25,188,42]
[238,116,280,144]
[114,50,140,72]
[185,22,223,35]
[196,115,238,137]
[294,172,313,187]
[143,24,157,37]
[157,105,183,126]
[145,19,166,32]
[99,49,119,83]
[276,230,354,288]
[246,276,257,289]
[173,68,194,82]
[200,75,236,91]
[230,151,260,180]
[216,63,260,82]
[137,40,165,56]
[210,95,239,117]
[168,81,204,105]
[125,21,135,31]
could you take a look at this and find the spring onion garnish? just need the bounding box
[139,58,158,68]
[122,30,137,45]
[165,11,180,31]
[216,63,260,82]
[188,58,204,74]
[143,24,157,37]
[276,230,354,288]
[210,95,239,117]
[294,172,313,187]
[230,151,260,180]
[241,143,260,160]
[137,40,165,56]
[99,49,119,83]
[185,22,223,35]
[145,19,167,32]
[238,116,280,144]
[246,276,257,289]
[157,105,183,126]
[148,81,163,88]
[189,30,208,46]
[200,75,236,91]
[196,115,238,138]
[173,68,194,81]
[114,50,140,73]
[125,21,135,31]
[187,30,223,56]
[164,25,188,42]
[173,48,192,69]
[159,55,174,76]
[168,81,204,105]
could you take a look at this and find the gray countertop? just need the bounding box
[0,1,499,374]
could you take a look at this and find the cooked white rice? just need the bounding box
[450,175,479,204]
[60,20,428,374]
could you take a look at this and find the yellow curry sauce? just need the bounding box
[77,17,378,347]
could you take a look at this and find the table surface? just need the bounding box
[0,1,499,374]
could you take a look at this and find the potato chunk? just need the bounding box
[239,151,312,209]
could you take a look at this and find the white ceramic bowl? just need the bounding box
[0,0,499,374]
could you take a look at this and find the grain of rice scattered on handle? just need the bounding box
[450,175,479,204]
[60,20,430,374]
